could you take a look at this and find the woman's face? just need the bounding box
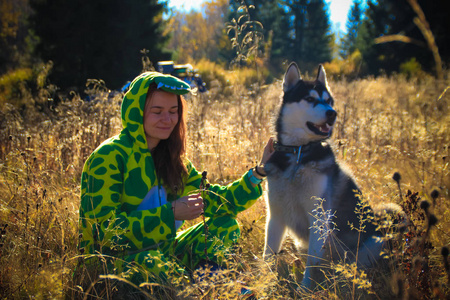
[143,90,179,150]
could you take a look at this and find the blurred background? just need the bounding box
[1,0,449,99]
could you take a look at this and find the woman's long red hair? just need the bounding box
[146,84,188,194]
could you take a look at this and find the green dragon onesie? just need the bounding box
[79,72,263,283]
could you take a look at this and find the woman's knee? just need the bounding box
[207,215,240,242]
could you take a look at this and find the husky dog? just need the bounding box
[263,62,399,289]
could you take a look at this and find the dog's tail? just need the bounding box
[373,202,405,223]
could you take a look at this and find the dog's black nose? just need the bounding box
[326,110,337,123]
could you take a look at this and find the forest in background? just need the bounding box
[0,0,449,100]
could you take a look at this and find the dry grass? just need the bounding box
[0,70,449,299]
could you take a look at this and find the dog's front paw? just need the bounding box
[300,268,313,289]
[263,248,277,260]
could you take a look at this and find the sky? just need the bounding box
[166,0,355,33]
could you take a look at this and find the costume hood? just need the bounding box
[120,72,191,150]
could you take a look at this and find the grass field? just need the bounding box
[0,70,449,299]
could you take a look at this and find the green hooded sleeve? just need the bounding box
[182,162,263,218]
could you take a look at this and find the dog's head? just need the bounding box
[276,62,336,145]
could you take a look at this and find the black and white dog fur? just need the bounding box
[263,62,400,289]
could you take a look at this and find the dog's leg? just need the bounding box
[264,215,287,257]
[301,224,326,289]
[355,236,384,267]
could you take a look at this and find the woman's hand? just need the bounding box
[256,137,275,176]
[172,193,204,220]
[260,137,275,165]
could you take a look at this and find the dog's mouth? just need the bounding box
[307,121,333,136]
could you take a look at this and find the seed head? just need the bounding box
[430,189,439,200]
[419,200,430,211]
[398,224,407,234]
[412,256,423,269]
[392,273,404,298]
[392,172,401,183]
[428,214,438,227]
[442,247,450,274]
[441,246,449,258]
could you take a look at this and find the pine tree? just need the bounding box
[0,0,32,73]
[29,0,171,91]
[253,0,291,68]
[226,0,332,72]
[302,0,333,65]
[359,0,406,74]
[358,0,450,75]
[284,0,308,63]
[283,0,332,68]
[340,0,364,59]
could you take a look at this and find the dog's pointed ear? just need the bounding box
[283,62,301,92]
[316,65,329,88]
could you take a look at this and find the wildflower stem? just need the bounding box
[200,171,209,262]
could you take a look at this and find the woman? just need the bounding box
[79,72,273,283]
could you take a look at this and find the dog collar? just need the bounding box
[273,141,319,164]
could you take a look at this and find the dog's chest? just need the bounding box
[267,162,329,211]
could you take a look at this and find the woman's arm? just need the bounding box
[181,138,274,218]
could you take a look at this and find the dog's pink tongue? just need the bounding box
[319,124,330,133]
